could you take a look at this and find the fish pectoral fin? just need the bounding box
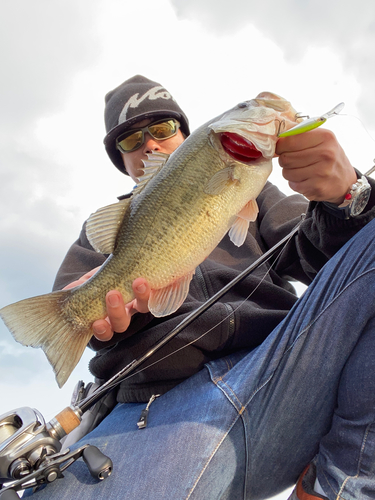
[204,166,240,195]
[148,271,195,317]
[86,198,131,254]
[0,290,92,388]
[228,200,259,247]
[133,152,170,195]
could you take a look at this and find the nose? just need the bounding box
[143,133,161,154]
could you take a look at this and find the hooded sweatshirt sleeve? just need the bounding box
[52,221,156,341]
[52,222,107,291]
[256,176,375,283]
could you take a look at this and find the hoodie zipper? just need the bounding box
[223,302,235,337]
[195,265,210,301]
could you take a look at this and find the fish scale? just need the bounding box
[0,92,301,387]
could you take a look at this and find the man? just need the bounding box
[29,75,375,499]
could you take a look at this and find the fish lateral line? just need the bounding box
[77,219,303,413]
[1,91,303,388]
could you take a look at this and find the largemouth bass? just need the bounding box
[0,92,301,387]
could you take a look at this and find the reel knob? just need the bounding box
[82,445,113,480]
[0,489,20,500]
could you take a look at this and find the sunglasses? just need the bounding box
[116,118,180,154]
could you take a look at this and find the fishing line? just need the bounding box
[100,113,375,385]
[333,113,375,159]
[79,218,303,413]
[113,221,300,383]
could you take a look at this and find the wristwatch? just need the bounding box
[322,175,371,220]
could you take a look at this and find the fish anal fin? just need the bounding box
[229,218,250,247]
[228,200,259,247]
[0,290,92,388]
[149,271,195,317]
[204,166,240,195]
[86,198,131,254]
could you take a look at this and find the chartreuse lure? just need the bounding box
[278,102,345,137]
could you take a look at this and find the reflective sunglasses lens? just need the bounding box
[118,130,143,152]
[148,120,177,140]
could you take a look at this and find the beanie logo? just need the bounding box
[118,86,175,125]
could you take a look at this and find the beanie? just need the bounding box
[103,75,190,174]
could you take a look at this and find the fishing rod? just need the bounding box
[0,220,302,498]
[79,219,303,412]
[1,98,373,496]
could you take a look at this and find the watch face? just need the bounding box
[351,185,371,216]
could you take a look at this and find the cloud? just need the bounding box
[0,0,101,135]
[0,0,373,438]
[170,0,375,127]
[0,346,94,416]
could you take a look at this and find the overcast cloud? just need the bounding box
[171,0,375,125]
[1,0,375,456]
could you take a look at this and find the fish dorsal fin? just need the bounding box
[132,151,169,196]
[86,198,131,254]
[228,199,259,247]
[204,166,240,195]
[148,271,195,317]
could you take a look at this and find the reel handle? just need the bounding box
[0,489,19,500]
[83,446,113,480]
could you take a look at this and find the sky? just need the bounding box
[1,1,375,491]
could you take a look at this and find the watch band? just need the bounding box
[322,173,371,220]
[322,201,351,219]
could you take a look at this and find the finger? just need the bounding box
[276,128,330,156]
[92,317,114,342]
[105,290,132,333]
[131,278,151,314]
[282,164,315,184]
[278,129,339,173]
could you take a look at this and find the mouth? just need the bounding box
[220,132,262,163]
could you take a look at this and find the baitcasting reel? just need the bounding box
[0,227,302,498]
[0,406,112,499]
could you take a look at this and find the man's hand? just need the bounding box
[276,128,357,204]
[64,270,151,341]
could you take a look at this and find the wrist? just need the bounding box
[322,172,371,219]
[324,168,358,205]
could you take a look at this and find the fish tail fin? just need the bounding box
[0,290,92,388]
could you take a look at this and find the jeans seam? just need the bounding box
[210,357,234,384]
[210,274,371,410]
[211,373,248,414]
[185,414,241,500]
[283,268,375,359]
[235,274,373,410]
[317,421,375,500]
[221,379,247,413]
[327,421,374,500]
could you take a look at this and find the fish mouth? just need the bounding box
[220,132,262,163]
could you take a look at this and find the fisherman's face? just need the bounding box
[120,118,185,182]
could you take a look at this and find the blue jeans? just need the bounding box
[24,219,375,500]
